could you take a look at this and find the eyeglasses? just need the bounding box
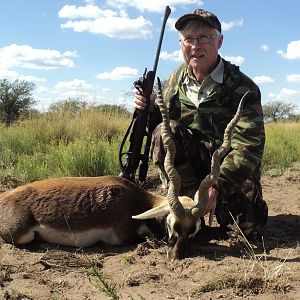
[180,35,217,46]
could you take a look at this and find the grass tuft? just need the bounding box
[89,263,120,300]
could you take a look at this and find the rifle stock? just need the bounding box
[119,6,171,183]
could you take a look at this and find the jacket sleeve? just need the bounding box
[218,89,265,196]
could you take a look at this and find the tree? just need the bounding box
[0,79,36,126]
[262,100,297,123]
[92,104,131,116]
[20,108,41,120]
[48,98,88,116]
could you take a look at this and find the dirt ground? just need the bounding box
[0,164,299,300]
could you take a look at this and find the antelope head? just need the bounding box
[133,78,249,259]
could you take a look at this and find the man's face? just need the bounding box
[180,25,223,76]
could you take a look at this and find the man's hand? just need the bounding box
[134,89,147,110]
[204,187,218,226]
[134,89,155,111]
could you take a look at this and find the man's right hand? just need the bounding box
[134,89,156,111]
[134,89,147,110]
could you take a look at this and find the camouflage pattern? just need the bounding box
[215,178,268,241]
[150,57,268,240]
[161,58,265,198]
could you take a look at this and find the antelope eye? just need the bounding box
[168,234,177,247]
[187,225,196,237]
[173,222,182,235]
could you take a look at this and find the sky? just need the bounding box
[0,0,300,112]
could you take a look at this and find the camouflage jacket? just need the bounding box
[155,58,265,196]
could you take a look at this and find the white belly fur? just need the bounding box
[32,224,122,247]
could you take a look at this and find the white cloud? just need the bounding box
[96,66,138,80]
[101,87,112,92]
[32,77,129,112]
[19,75,46,82]
[221,19,243,31]
[59,4,117,19]
[253,75,274,84]
[223,55,245,65]
[267,92,276,98]
[36,86,49,93]
[260,44,269,51]
[286,74,300,83]
[0,44,78,70]
[167,17,177,32]
[268,88,300,100]
[160,50,183,62]
[280,88,299,97]
[55,79,94,90]
[61,17,152,39]
[85,0,96,5]
[0,69,18,78]
[106,0,204,13]
[277,40,300,60]
[267,88,300,109]
[59,4,152,39]
[50,79,102,104]
[0,68,46,83]
[54,90,91,98]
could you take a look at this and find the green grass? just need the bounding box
[0,109,129,183]
[89,263,119,300]
[262,122,300,176]
[0,111,299,184]
[11,137,121,182]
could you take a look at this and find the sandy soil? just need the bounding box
[0,164,299,300]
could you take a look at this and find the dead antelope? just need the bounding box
[0,83,247,259]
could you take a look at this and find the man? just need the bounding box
[134,9,268,241]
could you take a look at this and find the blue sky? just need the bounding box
[0,0,299,112]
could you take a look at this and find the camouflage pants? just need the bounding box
[150,120,268,241]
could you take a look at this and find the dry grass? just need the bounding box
[192,213,294,297]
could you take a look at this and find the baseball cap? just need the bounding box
[175,9,222,33]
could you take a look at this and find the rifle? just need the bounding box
[119,6,171,183]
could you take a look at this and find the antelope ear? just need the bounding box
[132,204,170,220]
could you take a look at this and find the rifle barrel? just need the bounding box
[153,6,171,75]
[118,6,172,183]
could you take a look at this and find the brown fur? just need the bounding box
[0,175,166,245]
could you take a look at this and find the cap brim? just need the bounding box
[175,14,216,31]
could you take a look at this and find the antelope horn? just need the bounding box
[192,90,252,217]
[156,77,185,218]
